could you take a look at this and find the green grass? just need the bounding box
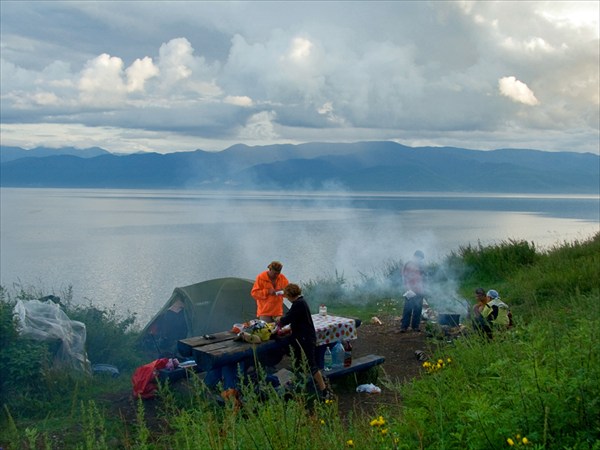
[1,232,599,449]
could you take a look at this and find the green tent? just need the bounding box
[140,277,256,356]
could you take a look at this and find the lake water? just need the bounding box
[1,188,598,325]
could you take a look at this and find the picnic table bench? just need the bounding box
[323,354,385,379]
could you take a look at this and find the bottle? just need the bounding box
[319,304,327,316]
[343,340,352,367]
[323,346,333,371]
[332,341,345,368]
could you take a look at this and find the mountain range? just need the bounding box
[1,142,598,193]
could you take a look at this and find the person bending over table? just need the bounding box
[251,260,289,323]
[277,283,332,401]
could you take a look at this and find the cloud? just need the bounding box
[224,95,254,107]
[0,2,598,154]
[498,76,540,106]
[78,53,127,105]
[126,57,159,93]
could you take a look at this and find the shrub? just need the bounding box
[508,233,600,308]
[66,303,142,371]
[0,292,55,416]
[454,239,538,284]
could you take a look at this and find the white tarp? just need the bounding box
[14,300,91,374]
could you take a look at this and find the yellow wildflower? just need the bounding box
[437,359,444,364]
[516,434,521,440]
[446,357,452,363]
[346,439,354,447]
[522,437,529,445]
[320,419,325,425]
[325,399,334,405]
[370,416,385,426]
[381,428,388,435]
[507,438,515,446]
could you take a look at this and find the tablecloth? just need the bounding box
[311,314,357,346]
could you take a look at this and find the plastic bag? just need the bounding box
[14,300,91,374]
[356,383,382,394]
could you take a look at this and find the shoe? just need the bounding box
[318,387,335,401]
[415,350,427,361]
[399,329,408,333]
[412,328,422,332]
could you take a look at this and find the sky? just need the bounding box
[1,1,599,155]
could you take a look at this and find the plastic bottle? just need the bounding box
[343,340,352,367]
[324,346,333,371]
[332,341,345,368]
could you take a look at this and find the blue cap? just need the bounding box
[486,289,499,299]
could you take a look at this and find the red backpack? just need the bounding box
[131,358,170,399]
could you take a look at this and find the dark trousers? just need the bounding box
[472,315,493,339]
[401,295,423,330]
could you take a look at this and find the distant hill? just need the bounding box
[0,146,111,163]
[1,142,598,193]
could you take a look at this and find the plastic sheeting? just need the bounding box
[14,299,91,374]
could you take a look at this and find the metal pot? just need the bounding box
[438,313,460,327]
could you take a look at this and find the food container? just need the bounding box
[438,313,460,327]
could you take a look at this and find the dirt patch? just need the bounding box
[332,314,428,418]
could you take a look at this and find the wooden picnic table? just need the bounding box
[178,314,361,372]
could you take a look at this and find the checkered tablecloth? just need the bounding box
[311,314,357,346]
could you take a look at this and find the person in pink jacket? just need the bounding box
[400,250,426,332]
[251,261,289,322]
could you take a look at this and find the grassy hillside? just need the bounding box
[1,233,598,449]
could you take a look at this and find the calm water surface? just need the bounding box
[1,188,598,325]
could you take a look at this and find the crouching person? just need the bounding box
[481,289,513,337]
[278,283,332,400]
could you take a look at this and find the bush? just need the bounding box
[66,303,142,371]
[0,284,143,422]
[0,292,55,416]
[454,239,539,284]
[508,233,600,308]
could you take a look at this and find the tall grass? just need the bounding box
[390,292,599,449]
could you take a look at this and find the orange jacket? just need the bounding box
[251,270,289,317]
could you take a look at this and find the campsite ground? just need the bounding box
[329,313,428,418]
[108,313,429,431]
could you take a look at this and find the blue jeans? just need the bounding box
[401,295,423,330]
[204,362,244,390]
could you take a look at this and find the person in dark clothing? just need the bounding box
[471,287,493,339]
[278,283,331,400]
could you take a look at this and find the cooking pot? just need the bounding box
[438,313,460,327]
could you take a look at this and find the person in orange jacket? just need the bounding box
[251,261,289,322]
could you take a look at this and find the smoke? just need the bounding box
[171,182,472,320]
